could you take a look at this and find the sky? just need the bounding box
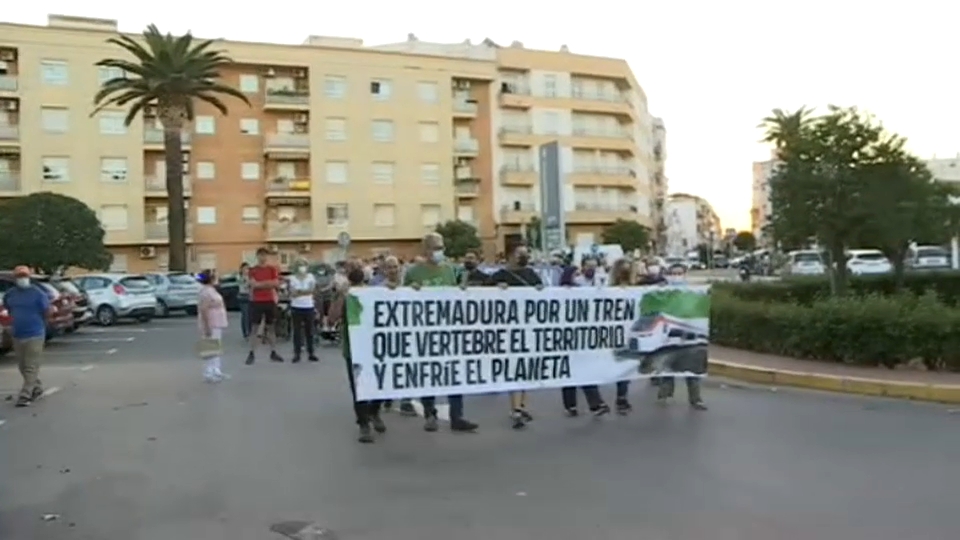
[8,1,960,231]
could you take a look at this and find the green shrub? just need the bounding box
[713,271,960,306]
[710,289,960,371]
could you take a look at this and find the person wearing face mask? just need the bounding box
[654,265,708,410]
[558,264,610,417]
[489,244,544,429]
[287,260,319,363]
[460,250,490,286]
[575,256,601,286]
[3,266,51,407]
[606,258,638,414]
[404,233,479,433]
[375,256,417,416]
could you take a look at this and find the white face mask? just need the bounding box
[431,250,446,264]
[297,266,307,275]
[15,277,30,288]
[647,265,661,275]
[666,276,686,285]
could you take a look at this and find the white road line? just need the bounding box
[41,386,61,398]
[82,328,147,334]
[79,365,96,372]
[62,337,135,343]
[0,420,6,427]
[410,401,451,422]
[44,348,117,357]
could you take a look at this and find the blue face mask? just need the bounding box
[431,250,446,263]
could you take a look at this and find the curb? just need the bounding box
[708,360,960,404]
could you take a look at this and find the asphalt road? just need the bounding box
[1,315,958,540]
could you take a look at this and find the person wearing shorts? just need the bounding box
[245,248,284,365]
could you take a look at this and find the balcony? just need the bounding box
[267,220,313,240]
[0,125,19,144]
[144,222,194,242]
[499,164,537,186]
[569,88,633,117]
[568,166,636,188]
[500,203,537,224]
[568,203,637,224]
[0,173,20,194]
[264,133,310,159]
[452,137,480,157]
[569,128,634,152]
[266,176,312,197]
[0,75,17,93]
[498,85,533,108]
[264,89,310,110]
[498,125,540,147]
[143,128,192,150]
[452,100,478,118]
[144,175,192,197]
[455,183,479,198]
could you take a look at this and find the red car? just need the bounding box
[0,300,12,355]
[0,272,75,342]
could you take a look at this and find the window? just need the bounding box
[197,253,217,271]
[457,205,475,222]
[40,107,68,133]
[276,118,295,134]
[195,116,215,134]
[240,118,259,135]
[372,120,394,142]
[109,254,129,273]
[326,204,349,226]
[373,204,396,227]
[197,206,217,225]
[241,206,261,224]
[420,163,440,184]
[325,161,348,184]
[99,204,128,231]
[41,157,70,183]
[324,75,347,98]
[97,66,125,85]
[196,161,215,180]
[542,111,560,135]
[239,74,259,93]
[100,158,128,183]
[370,79,392,100]
[543,74,558,97]
[98,111,127,135]
[241,162,261,181]
[276,162,296,179]
[325,117,346,141]
[40,60,68,86]
[420,205,441,227]
[417,82,438,103]
[418,122,439,143]
[372,162,395,184]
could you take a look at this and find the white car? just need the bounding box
[846,249,892,275]
[908,245,951,270]
[784,250,825,276]
[73,273,159,326]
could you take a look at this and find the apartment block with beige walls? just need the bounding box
[0,15,655,270]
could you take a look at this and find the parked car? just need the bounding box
[72,273,158,326]
[907,245,951,270]
[47,278,93,331]
[782,250,826,276]
[0,297,12,356]
[846,249,892,275]
[216,273,242,311]
[143,271,201,317]
[0,271,75,340]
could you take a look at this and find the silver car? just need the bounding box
[144,272,201,317]
[73,273,158,326]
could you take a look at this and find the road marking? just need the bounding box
[409,401,451,422]
[63,337,135,343]
[44,348,117,357]
[0,420,6,427]
[41,386,61,398]
[79,365,96,372]
[82,328,147,334]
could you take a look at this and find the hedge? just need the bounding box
[710,289,960,372]
[713,271,960,306]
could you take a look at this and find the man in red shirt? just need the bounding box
[245,247,284,365]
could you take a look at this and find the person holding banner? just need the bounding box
[460,250,490,286]
[655,264,708,410]
[489,244,543,429]
[606,258,637,415]
[376,256,418,417]
[403,233,479,433]
[558,264,611,417]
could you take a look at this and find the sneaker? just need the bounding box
[423,415,439,432]
[216,372,231,381]
[399,401,418,417]
[590,403,611,417]
[690,400,708,411]
[616,399,632,415]
[244,352,255,366]
[291,354,301,364]
[30,387,44,400]
[564,407,579,417]
[518,409,534,422]
[451,418,478,432]
[358,424,374,443]
[382,401,394,413]
[511,410,526,430]
[269,351,284,363]
[308,355,319,362]
[204,375,221,384]
[14,395,31,407]
[371,414,387,433]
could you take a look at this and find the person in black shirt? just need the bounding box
[489,244,543,429]
[460,250,490,286]
[559,264,611,417]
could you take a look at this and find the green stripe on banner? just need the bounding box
[639,289,710,319]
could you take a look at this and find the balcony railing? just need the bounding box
[264,90,310,106]
[0,75,17,92]
[500,125,534,135]
[265,133,310,149]
[0,173,20,192]
[0,125,19,140]
[501,164,536,174]
[501,203,537,213]
[267,220,312,238]
[573,203,636,213]
[266,177,312,192]
[145,176,192,194]
[456,183,479,196]
[144,222,193,240]
[453,100,478,114]
[455,167,477,181]
[571,88,627,103]
[572,166,635,176]
[571,128,631,139]
[143,128,191,145]
[453,138,479,154]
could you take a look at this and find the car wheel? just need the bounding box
[156,299,170,318]
[96,305,118,326]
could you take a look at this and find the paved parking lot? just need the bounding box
[1,314,959,540]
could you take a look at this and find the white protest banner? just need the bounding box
[345,285,710,401]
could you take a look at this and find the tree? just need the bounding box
[92,25,250,271]
[763,105,927,295]
[732,231,757,252]
[601,219,650,252]
[0,193,112,274]
[435,220,481,259]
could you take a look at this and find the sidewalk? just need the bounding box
[708,346,960,404]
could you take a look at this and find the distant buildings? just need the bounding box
[664,193,721,255]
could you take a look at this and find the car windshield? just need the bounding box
[793,253,821,263]
[916,247,948,258]
[854,252,886,261]
[120,277,153,290]
[168,273,198,285]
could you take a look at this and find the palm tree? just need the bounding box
[759,106,812,158]
[92,25,250,271]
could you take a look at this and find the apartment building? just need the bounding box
[751,158,776,244]
[0,15,656,271]
[664,193,721,256]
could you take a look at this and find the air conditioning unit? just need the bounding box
[0,61,7,71]
[139,246,157,259]
[299,243,311,253]
[264,68,276,77]
[294,69,306,78]
[456,158,469,166]
[4,100,18,111]
[268,244,280,253]
[295,114,308,123]
[457,81,471,89]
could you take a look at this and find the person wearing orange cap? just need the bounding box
[3,266,51,407]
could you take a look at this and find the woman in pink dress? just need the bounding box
[198,269,230,382]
